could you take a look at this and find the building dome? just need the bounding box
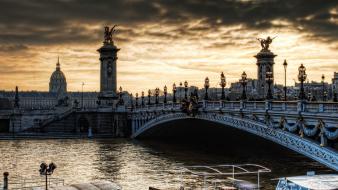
[49,57,67,95]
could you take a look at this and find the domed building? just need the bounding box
[49,57,67,95]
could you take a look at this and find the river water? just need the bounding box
[0,137,333,189]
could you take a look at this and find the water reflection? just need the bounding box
[0,137,333,190]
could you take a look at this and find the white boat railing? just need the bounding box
[153,164,271,190]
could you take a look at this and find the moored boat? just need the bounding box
[276,172,338,190]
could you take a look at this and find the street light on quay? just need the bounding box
[184,81,188,99]
[220,72,226,100]
[322,74,325,101]
[266,71,273,100]
[283,59,288,101]
[147,89,151,105]
[298,64,307,100]
[240,71,248,100]
[39,162,57,190]
[81,82,85,110]
[204,77,210,100]
[172,83,177,103]
[164,85,168,103]
[141,91,145,106]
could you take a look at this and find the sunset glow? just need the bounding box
[0,1,337,93]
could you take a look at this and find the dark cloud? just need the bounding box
[0,44,29,53]
[0,0,336,45]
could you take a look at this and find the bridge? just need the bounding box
[130,100,338,171]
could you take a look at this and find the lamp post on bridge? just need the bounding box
[179,82,183,102]
[118,86,124,105]
[240,71,247,100]
[147,89,151,105]
[220,72,226,100]
[321,74,325,101]
[298,64,307,100]
[141,91,145,107]
[164,85,167,103]
[135,93,139,108]
[266,71,273,100]
[155,88,159,104]
[283,59,288,101]
[204,77,210,100]
[184,81,188,99]
[130,93,134,109]
[172,83,177,103]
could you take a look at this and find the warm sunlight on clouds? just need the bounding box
[0,0,337,93]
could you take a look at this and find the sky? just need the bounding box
[0,0,337,93]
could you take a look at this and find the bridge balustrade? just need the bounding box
[322,102,338,113]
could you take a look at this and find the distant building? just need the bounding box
[49,57,67,96]
[295,81,330,101]
[229,79,259,100]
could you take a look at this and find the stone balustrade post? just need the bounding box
[203,100,206,109]
[265,100,271,111]
[319,103,324,112]
[240,100,244,110]
[297,100,305,112]
[3,172,8,190]
[219,100,223,109]
[282,102,286,111]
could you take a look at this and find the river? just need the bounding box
[0,136,333,189]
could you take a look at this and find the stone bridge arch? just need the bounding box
[131,112,338,171]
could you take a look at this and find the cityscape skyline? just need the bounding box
[0,0,337,93]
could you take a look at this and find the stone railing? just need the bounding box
[132,100,338,113]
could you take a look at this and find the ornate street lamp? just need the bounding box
[298,64,307,100]
[147,89,151,105]
[141,91,145,106]
[179,82,183,101]
[130,93,134,109]
[321,74,325,101]
[135,93,139,107]
[172,83,177,103]
[184,81,188,99]
[283,60,288,101]
[220,72,226,100]
[266,71,273,100]
[39,162,57,190]
[164,85,167,103]
[204,77,210,100]
[119,86,124,105]
[155,88,160,104]
[240,71,247,100]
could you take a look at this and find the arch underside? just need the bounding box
[132,113,338,171]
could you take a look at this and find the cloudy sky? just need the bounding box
[0,0,337,93]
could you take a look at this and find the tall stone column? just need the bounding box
[97,26,120,106]
[255,37,276,99]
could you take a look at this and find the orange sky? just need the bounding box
[0,1,337,94]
